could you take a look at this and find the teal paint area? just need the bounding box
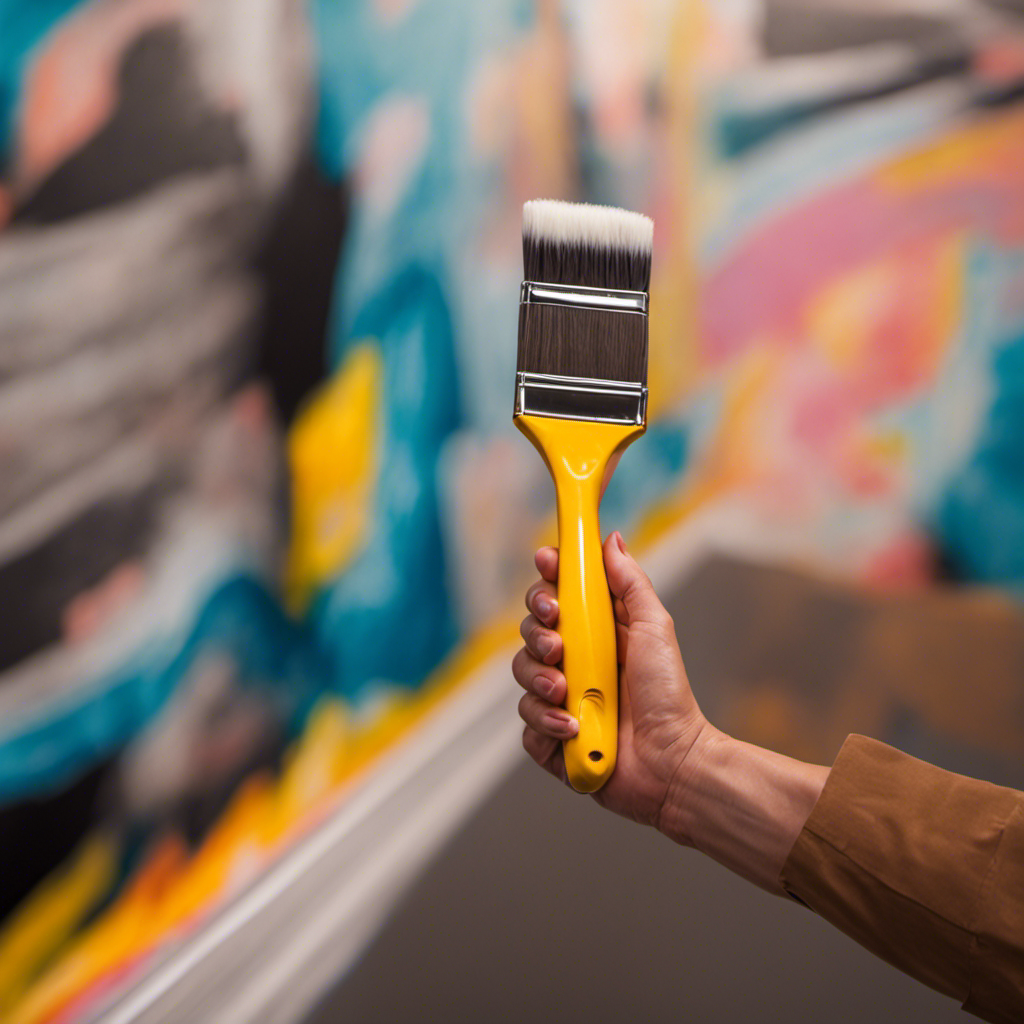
[314,265,461,697]
[938,324,1024,593]
[310,0,472,185]
[0,576,330,802]
[601,421,689,536]
[307,0,534,696]
[0,0,91,161]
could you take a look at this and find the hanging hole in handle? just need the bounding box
[588,751,603,762]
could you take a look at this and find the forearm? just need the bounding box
[662,730,1024,1020]
[659,726,829,895]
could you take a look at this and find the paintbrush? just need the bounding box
[514,199,652,793]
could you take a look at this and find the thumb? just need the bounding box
[603,531,670,630]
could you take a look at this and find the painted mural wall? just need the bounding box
[1,1,1023,1019]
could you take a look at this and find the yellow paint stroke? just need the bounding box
[645,0,707,418]
[150,775,274,937]
[0,834,116,1016]
[285,342,383,613]
[861,430,909,465]
[265,698,352,844]
[877,108,1024,193]
[10,835,187,1024]
[806,258,893,371]
[513,0,577,200]
[924,233,964,370]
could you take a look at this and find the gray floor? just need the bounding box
[307,756,962,1024]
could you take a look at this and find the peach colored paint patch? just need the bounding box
[373,0,419,26]
[354,95,430,216]
[18,0,190,186]
[465,55,514,159]
[62,563,145,644]
[574,0,650,150]
[975,40,1024,82]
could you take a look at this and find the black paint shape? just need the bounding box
[253,156,347,425]
[14,24,245,224]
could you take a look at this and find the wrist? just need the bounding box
[656,720,730,848]
[657,726,829,895]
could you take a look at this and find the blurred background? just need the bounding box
[1,0,1024,1021]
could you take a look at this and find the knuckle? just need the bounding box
[528,623,553,657]
[619,574,646,607]
[517,692,536,720]
[631,616,672,645]
[649,606,673,632]
[511,648,527,678]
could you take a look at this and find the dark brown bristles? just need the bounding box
[522,236,652,294]
[517,303,648,384]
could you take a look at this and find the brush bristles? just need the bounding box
[518,199,651,387]
[518,305,647,384]
[522,199,653,292]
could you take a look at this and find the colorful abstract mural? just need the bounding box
[1,0,1024,1020]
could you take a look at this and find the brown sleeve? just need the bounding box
[779,735,1024,1024]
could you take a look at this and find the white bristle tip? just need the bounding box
[522,199,653,254]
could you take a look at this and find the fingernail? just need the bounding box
[535,595,556,621]
[537,676,558,700]
[615,531,627,555]
[544,711,578,736]
[537,633,555,657]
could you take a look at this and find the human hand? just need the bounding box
[514,531,709,830]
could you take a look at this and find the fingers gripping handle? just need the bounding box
[515,414,644,792]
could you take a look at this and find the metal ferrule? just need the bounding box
[520,281,648,315]
[515,372,648,426]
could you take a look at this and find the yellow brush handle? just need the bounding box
[515,414,645,792]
